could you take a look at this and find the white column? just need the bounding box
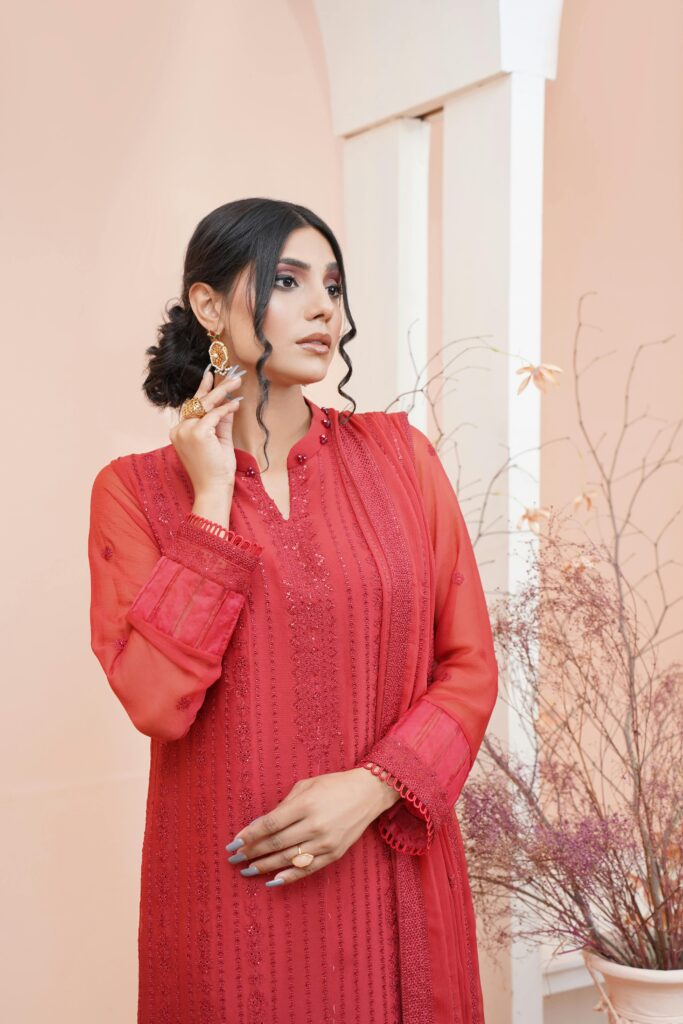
[340,118,430,419]
[441,69,547,1024]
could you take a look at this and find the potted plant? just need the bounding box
[461,510,683,1022]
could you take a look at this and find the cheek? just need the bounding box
[229,326,265,364]
[262,291,297,340]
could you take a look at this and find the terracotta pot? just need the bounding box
[584,950,683,1023]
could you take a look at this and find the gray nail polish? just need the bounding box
[228,851,248,863]
[205,362,213,372]
[225,838,245,852]
[226,364,242,378]
[233,396,244,403]
[265,878,285,888]
[240,865,260,876]
[233,368,247,378]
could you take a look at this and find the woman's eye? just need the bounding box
[274,275,343,299]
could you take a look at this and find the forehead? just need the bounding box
[277,256,339,274]
[279,226,338,271]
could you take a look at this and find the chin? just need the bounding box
[294,361,330,384]
[301,370,328,385]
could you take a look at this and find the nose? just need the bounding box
[307,293,335,323]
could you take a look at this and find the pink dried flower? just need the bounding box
[515,361,563,394]
[516,506,552,533]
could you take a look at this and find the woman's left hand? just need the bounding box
[225,767,400,886]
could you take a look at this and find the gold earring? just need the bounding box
[207,328,232,376]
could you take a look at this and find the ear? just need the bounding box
[188,281,222,333]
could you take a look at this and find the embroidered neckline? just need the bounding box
[233,397,333,474]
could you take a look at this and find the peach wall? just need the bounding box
[541,3,683,1018]
[0,2,344,1019]
[542,0,683,657]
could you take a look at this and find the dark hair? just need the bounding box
[143,197,357,469]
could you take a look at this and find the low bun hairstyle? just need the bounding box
[143,197,357,469]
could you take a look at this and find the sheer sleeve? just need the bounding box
[356,423,498,855]
[88,461,263,742]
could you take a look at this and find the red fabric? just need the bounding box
[88,398,498,1023]
[354,421,498,860]
[89,467,262,742]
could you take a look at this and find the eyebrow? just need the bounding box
[278,257,339,272]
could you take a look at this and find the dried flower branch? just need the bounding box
[387,295,682,968]
[465,513,683,967]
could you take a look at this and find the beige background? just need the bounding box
[1,1,681,1021]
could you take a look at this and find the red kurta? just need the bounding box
[88,397,498,1024]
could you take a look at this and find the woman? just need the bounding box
[88,197,498,1024]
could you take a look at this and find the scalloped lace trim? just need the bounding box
[359,760,435,856]
[185,512,264,555]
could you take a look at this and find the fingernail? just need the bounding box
[233,396,244,403]
[265,878,285,888]
[226,364,242,377]
[205,363,213,373]
[240,865,260,876]
[233,368,247,377]
[228,851,248,864]
[225,838,244,852]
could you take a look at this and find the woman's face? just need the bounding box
[222,225,345,385]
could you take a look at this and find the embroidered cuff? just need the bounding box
[358,760,435,856]
[357,698,472,856]
[165,512,263,593]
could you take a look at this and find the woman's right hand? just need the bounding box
[169,366,244,496]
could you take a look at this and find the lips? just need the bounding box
[296,334,331,348]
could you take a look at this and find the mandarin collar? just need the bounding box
[233,397,334,475]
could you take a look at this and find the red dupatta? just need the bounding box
[332,407,498,1024]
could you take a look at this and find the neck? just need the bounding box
[229,385,312,470]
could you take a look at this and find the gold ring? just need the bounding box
[179,397,207,421]
[290,845,314,868]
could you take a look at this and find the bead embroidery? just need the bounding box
[243,458,341,762]
[236,421,348,776]
[381,842,403,1023]
[392,411,485,1022]
[447,814,483,1023]
[335,411,438,1023]
[227,617,267,1018]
